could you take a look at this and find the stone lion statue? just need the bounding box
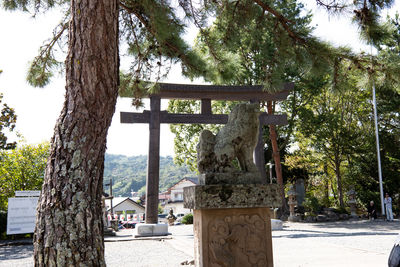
[197,103,260,174]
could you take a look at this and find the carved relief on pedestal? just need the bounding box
[208,214,268,267]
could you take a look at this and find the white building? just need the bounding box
[162,178,198,214]
[105,197,145,216]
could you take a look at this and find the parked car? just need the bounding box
[158,213,168,223]
[176,213,185,222]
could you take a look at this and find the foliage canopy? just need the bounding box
[0,142,50,211]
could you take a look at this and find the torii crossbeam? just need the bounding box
[120,83,292,224]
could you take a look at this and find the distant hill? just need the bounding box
[103,154,197,197]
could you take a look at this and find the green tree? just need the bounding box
[347,14,400,209]
[285,13,400,207]
[0,70,17,150]
[293,64,372,208]
[0,142,50,211]
[170,1,318,210]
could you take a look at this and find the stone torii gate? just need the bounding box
[120,83,292,227]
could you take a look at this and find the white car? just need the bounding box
[176,213,185,222]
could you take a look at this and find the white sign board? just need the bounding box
[7,197,39,235]
[15,191,41,197]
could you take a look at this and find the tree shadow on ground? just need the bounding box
[273,229,398,239]
[0,244,33,260]
[304,219,400,232]
[274,219,400,239]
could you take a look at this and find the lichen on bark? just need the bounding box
[33,0,119,266]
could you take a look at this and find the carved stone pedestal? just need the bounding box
[184,184,280,267]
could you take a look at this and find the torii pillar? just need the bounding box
[146,96,161,224]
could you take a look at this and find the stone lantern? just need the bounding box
[347,188,357,218]
[287,185,298,222]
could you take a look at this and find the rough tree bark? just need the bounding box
[334,156,344,208]
[323,162,330,206]
[33,0,119,266]
[267,101,286,211]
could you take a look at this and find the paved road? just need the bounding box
[0,219,398,267]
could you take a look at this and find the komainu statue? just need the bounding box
[197,103,262,184]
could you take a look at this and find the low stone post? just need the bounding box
[287,185,298,222]
[347,189,357,218]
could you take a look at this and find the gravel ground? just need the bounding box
[271,220,399,267]
[0,219,398,267]
[0,239,191,267]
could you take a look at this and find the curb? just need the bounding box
[0,239,33,246]
[0,236,173,245]
[105,236,172,242]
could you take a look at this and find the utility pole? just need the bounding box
[105,178,113,215]
[372,81,385,215]
[109,178,113,215]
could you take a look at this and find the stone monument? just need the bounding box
[295,179,305,206]
[184,103,281,267]
[347,188,357,218]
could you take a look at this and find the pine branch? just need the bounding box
[184,0,224,64]
[37,22,68,64]
[253,0,306,45]
[315,0,348,12]
[27,19,68,87]
[119,1,203,75]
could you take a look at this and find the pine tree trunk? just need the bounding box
[267,101,286,210]
[33,1,119,266]
[334,158,344,208]
[323,162,330,206]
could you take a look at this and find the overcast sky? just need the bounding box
[0,2,398,156]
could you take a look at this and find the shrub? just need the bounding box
[303,196,321,213]
[181,213,193,224]
[336,206,349,214]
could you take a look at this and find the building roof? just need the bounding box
[159,193,171,200]
[168,177,198,192]
[105,197,144,211]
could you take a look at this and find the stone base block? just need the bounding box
[184,184,280,210]
[193,207,273,267]
[199,172,263,185]
[271,219,283,230]
[104,227,116,236]
[134,223,169,237]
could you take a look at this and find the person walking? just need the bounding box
[385,193,394,221]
